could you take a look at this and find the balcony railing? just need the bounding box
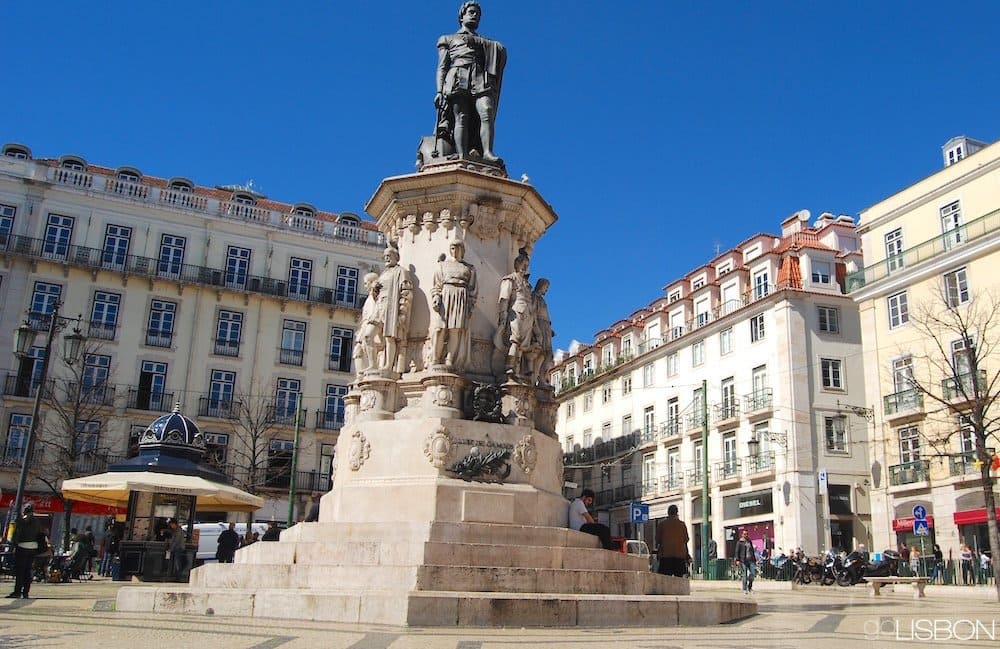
[279,347,304,366]
[146,330,173,348]
[664,474,683,491]
[73,452,127,475]
[315,411,344,431]
[2,374,49,399]
[744,452,775,474]
[68,382,116,407]
[660,418,681,438]
[0,234,369,311]
[949,449,995,477]
[743,389,773,413]
[714,460,741,481]
[614,484,637,503]
[230,466,332,492]
[0,444,43,468]
[889,460,929,486]
[942,370,988,401]
[213,339,241,357]
[87,321,117,341]
[686,468,704,486]
[883,388,924,415]
[847,207,1000,291]
[41,166,385,249]
[686,411,706,431]
[126,388,174,412]
[198,397,240,419]
[267,403,304,426]
[714,402,739,423]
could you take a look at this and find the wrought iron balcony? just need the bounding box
[664,474,683,491]
[198,397,240,419]
[660,418,681,438]
[714,460,741,481]
[126,388,174,412]
[686,468,704,486]
[72,452,127,474]
[145,329,173,348]
[883,388,923,416]
[0,444,43,468]
[949,449,995,477]
[714,402,740,424]
[889,460,929,486]
[267,403,304,426]
[743,389,773,414]
[213,339,240,357]
[2,374,50,399]
[315,411,344,431]
[686,411,706,431]
[744,452,775,474]
[278,347,304,366]
[87,321,117,341]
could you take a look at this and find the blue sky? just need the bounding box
[2,1,998,351]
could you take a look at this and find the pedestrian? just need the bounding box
[980,550,991,584]
[909,545,920,576]
[216,522,241,563]
[960,544,974,585]
[6,503,41,599]
[930,544,944,584]
[655,504,689,577]
[262,521,281,542]
[567,489,613,550]
[734,529,757,594]
[304,494,321,522]
[167,519,187,581]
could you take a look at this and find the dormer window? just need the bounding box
[292,203,316,218]
[2,144,30,159]
[232,192,256,206]
[717,262,732,276]
[116,169,141,183]
[169,179,193,193]
[668,290,681,303]
[60,157,86,171]
[692,278,705,290]
[338,213,360,227]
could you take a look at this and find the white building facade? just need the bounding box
[555,212,870,562]
[0,143,384,535]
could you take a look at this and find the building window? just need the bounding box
[601,384,612,403]
[667,352,678,376]
[267,438,294,485]
[42,214,74,259]
[4,414,32,463]
[565,436,574,453]
[273,378,302,424]
[621,335,633,358]
[753,269,769,299]
[336,266,359,305]
[818,306,840,334]
[75,421,102,455]
[722,433,737,477]
[0,204,14,246]
[825,416,848,453]
[81,354,111,403]
[583,391,593,412]
[940,201,963,248]
[643,364,654,387]
[752,364,768,397]
[811,261,832,284]
[750,313,765,342]
[884,228,904,273]
[944,267,970,307]
[721,377,736,418]
[601,345,614,367]
[205,370,236,418]
[666,397,679,434]
[692,340,704,366]
[645,322,660,350]
[135,361,168,411]
[157,234,186,278]
[204,432,229,467]
[146,300,176,347]
[225,246,251,289]
[692,278,705,290]
[102,224,131,269]
[644,406,655,435]
[280,319,306,366]
[215,310,243,357]
[600,421,611,442]
[669,290,681,303]
[89,291,120,340]
[622,414,633,436]
[583,428,592,447]
[583,354,594,375]
[887,291,909,329]
[321,384,348,429]
[622,375,632,395]
[288,257,312,299]
[717,262,732,276]
[566,401,575,419]
[695,297,710,327]
[898,425,920,463]
[329,327,353,372]
[719,328,733,355]
[821,358,844,390]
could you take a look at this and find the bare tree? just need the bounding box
[905,285,999,601]
[33,340,120,550]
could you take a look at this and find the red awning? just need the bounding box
[892,515,935,532]
[954,508,1000,526]
[1,493,124,516]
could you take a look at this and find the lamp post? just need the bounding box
[7,302,84,537]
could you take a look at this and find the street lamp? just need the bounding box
[7,301,84,537]
[747,430,788,456]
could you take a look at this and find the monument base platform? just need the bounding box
[116,521,756,627]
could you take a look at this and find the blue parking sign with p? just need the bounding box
[630,503,649,523]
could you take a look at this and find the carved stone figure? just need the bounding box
[433,2,507,163]
[430,240,477,370]
[377,242,413,373]
[348,431,371,471]
[494,248,535,379]
[354,272,384,375]
[529,278,554,386]
[423,426,454,469]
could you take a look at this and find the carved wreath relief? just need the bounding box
[348,430,371,471]
[423,426,453,469]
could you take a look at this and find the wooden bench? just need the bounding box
[867,576,930,599]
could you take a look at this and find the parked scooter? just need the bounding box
[838,550,868,586]
[838,549,900,586]
[821,550,843,586]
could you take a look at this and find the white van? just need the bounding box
[192,522,269,564]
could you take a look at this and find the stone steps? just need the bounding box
[193,562,681,596]
[277,520,604,548]
[117,587,756,627]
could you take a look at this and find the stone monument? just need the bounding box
[116,3,755,627]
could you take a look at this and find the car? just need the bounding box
[610,536,653,569]
[190,522,269,565]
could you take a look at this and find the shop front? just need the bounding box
[1,492,124,547]
[723,489,774,558]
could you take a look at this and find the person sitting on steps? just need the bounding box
[567,488,613,550]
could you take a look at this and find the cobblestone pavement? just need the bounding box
[1,577,998,648]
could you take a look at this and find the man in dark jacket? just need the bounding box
[734,529,757,594]
[7,503,41,599]
[655,504,690,577]
[216,522,241,563]
[261,521,280,542]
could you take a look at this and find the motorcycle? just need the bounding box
[838,549,900,586]
[821,550,843,586]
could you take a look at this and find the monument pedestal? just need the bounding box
[116,165,756,627]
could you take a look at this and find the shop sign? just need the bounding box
[724,490,773,518]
